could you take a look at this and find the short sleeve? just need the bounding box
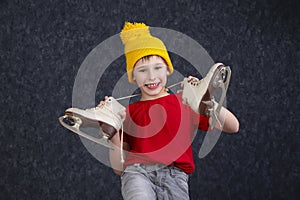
[191,108,210,131]
[198,114,210,131]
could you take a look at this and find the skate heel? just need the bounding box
[58,97,126,149]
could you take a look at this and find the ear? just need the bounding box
[166,68,170,76]
[132,75,137,84]
[131,70,137,82]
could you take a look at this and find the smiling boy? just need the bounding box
[106,22,239,200]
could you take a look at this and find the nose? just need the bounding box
[148,68,155,80]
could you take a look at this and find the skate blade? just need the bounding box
[210,65,231,89]
[212,66,231,112]
[58,115,114,149]
[209,66,231,128]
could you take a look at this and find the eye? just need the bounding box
[155,65,165,70]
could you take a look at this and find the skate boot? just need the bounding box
[182,63,231,128]
[58,97,126,149]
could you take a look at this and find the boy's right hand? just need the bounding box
[97,96,126,119]
[97,96,126,139]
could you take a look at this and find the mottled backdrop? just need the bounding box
[1,0,299,199]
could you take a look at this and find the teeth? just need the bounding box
[146,83,159,87]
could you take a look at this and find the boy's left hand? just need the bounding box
[178,76,199,95]
[181,76,199,87]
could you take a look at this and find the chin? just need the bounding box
[143,87,166,97]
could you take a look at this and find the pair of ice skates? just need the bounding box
[58,63,231,149]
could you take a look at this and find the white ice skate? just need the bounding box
[182,63,231,128]
[58,97,126,149]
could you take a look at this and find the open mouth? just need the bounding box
[144,82,160,89]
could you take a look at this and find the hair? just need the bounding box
[135,55,168,66]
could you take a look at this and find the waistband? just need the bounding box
[129,163,176,172]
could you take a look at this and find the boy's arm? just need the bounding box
[183,75,239,133]
[197,85,239,133]
[211,106,239,133]
[109,132,130,175]
[97,97,129,175]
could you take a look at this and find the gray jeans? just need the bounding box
[121,164,190,200]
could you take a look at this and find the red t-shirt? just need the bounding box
[122,93,209,174]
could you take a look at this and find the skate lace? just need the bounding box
[209,107,223,129]
[96,102,126,164]
[115,81,183,101]
[96,104,122,122]
[120,123,124,164]
[87,102,123,164]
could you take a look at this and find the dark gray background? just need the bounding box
[1,0,299,199]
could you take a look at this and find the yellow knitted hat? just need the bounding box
[120,22,173,83]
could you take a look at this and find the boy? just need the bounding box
[102,22,239,200]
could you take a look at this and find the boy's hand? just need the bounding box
[180,76,213,115]
[180,76,199,88]
[97,96,109,107]
[96,96,126,139]
[186,75,199,83]
[97,96,126,120]
[179,76,200,104]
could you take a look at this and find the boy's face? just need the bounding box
[133,55,170,100]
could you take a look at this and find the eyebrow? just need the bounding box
[135,63,167,68]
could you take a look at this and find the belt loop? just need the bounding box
[133,163,140,168]
[170,166,175,176]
